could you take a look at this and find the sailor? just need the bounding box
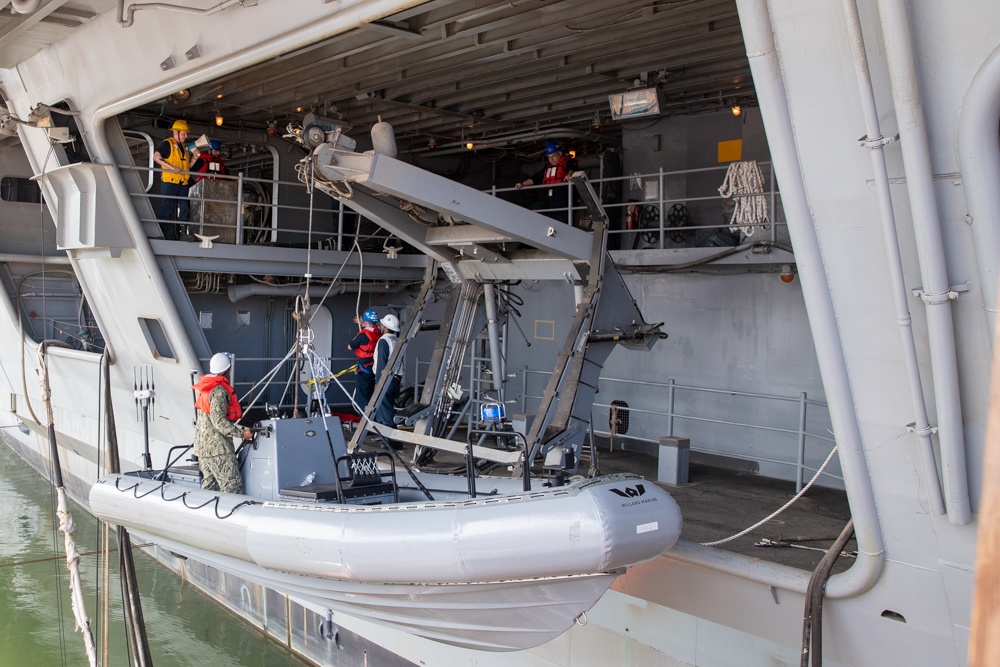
[153,119,192,240]
[372,314,401,428]
[347,309,383,413]
[191,352,252,494]
[514,140,580,223]
[191,139,228,182]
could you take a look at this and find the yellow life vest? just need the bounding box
[161,137,190,185]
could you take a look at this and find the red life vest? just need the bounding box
[541,156,574,185]
[352,326,381,368]
[194,155,227,182]
[192,374,242,421]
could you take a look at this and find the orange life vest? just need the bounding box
[541,155,574,185]
[192,374,242,421]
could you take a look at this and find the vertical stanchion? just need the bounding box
[235,172,245,245]
[667,378,676,436]
[796,391,808,492]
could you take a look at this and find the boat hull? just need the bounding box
[89,471,681,650]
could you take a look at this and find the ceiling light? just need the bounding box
[296,106,303,113]
[731,104,742,116]
[428,138,437,151]
[780,264,796,283]
[465,141,474,150]
[172,89,191,102]
[215,114,224,126]
[266,119,279,136]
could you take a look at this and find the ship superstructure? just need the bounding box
[0,1,993,665]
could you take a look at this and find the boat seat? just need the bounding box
[278,452,397,504]
[164,464,201,485]
[278,482,345,502]
[339,451,398,504]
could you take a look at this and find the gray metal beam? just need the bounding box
[357,153,593,261]
[151,239,427,280]
[455,256,581,283]
[426,226,513,246]
[339,187,457,266]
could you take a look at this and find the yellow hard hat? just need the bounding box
[170,119,190,132]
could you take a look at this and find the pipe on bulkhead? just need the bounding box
[840,0,944,515]
[117,0,245,29]
[226,281,406,303]
[873,0,971,526]
[729,0,885,599]
[0,253,71,265]
[482,284,504,393]
[957,46,1000,339]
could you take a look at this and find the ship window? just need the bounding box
[138,317,175,361]
[0,176,42,204]
[610,399,630,434]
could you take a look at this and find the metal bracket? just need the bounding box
[905,421,938,437]
[910,282,970,305]
[185,44,201,61]
[159,56,174,71]
[858,133,899,149]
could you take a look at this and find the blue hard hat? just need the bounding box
[209,139,221,151]
[544,140,560,155]
[362,308,380,323]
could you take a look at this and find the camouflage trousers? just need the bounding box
[199,453,243,494]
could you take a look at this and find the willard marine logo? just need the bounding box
[610,484,646,498]
[610,484,657,507]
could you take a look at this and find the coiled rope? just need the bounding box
[717,160,769,237]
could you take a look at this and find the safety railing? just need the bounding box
[491,161,786,250]
[119,164,389,252]
[121,161,786,257]
[407,356,833,490]
[519,369,838,491]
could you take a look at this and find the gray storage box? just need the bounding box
[658,436,690,486]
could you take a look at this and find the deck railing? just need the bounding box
[408,357,834,490]
[517,368,838,491]
[119,160,787,254]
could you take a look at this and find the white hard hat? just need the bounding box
[380,314,400,332]
[209,352,232,374]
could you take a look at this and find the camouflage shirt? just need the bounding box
[193,384,243,458]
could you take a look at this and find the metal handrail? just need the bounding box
[519,367,837,490]
[121,161,787,255]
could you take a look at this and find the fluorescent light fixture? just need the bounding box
[608,88,662,121]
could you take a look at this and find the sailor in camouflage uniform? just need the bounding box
[191,352,252,493]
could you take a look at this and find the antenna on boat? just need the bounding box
[190,369,199,425]
[133,365,154,470]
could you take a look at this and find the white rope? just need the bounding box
[717,160,769,237]
[699,445,839,547]
[57,488,99,667]
[37,345,97,667]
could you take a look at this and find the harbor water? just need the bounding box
[0,443,309,667]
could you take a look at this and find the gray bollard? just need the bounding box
[658,436,690,485]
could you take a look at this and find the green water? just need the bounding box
[0,444,309,667]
